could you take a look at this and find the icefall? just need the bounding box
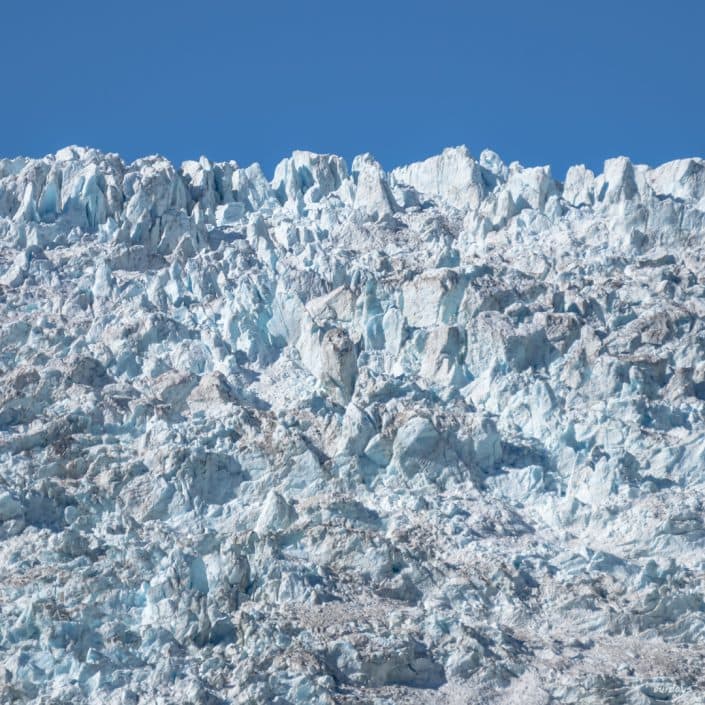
[0,145,704,704]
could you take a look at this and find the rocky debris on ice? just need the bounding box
[0,144,705,704]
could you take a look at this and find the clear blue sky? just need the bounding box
[2,1,703,179]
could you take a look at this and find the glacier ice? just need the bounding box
[0,144,704,704]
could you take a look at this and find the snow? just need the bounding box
[0,143,704,704]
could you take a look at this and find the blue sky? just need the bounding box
[2,1,703,179]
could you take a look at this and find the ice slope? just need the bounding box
[0,144,705,704]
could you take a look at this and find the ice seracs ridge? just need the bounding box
[0,144,705,704]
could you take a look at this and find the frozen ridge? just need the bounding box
[0,144,705,705]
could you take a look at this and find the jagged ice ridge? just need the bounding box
[1,144,705,704]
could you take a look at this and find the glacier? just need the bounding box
[0,144,704,704]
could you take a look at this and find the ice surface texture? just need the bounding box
[1,145,705,704]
